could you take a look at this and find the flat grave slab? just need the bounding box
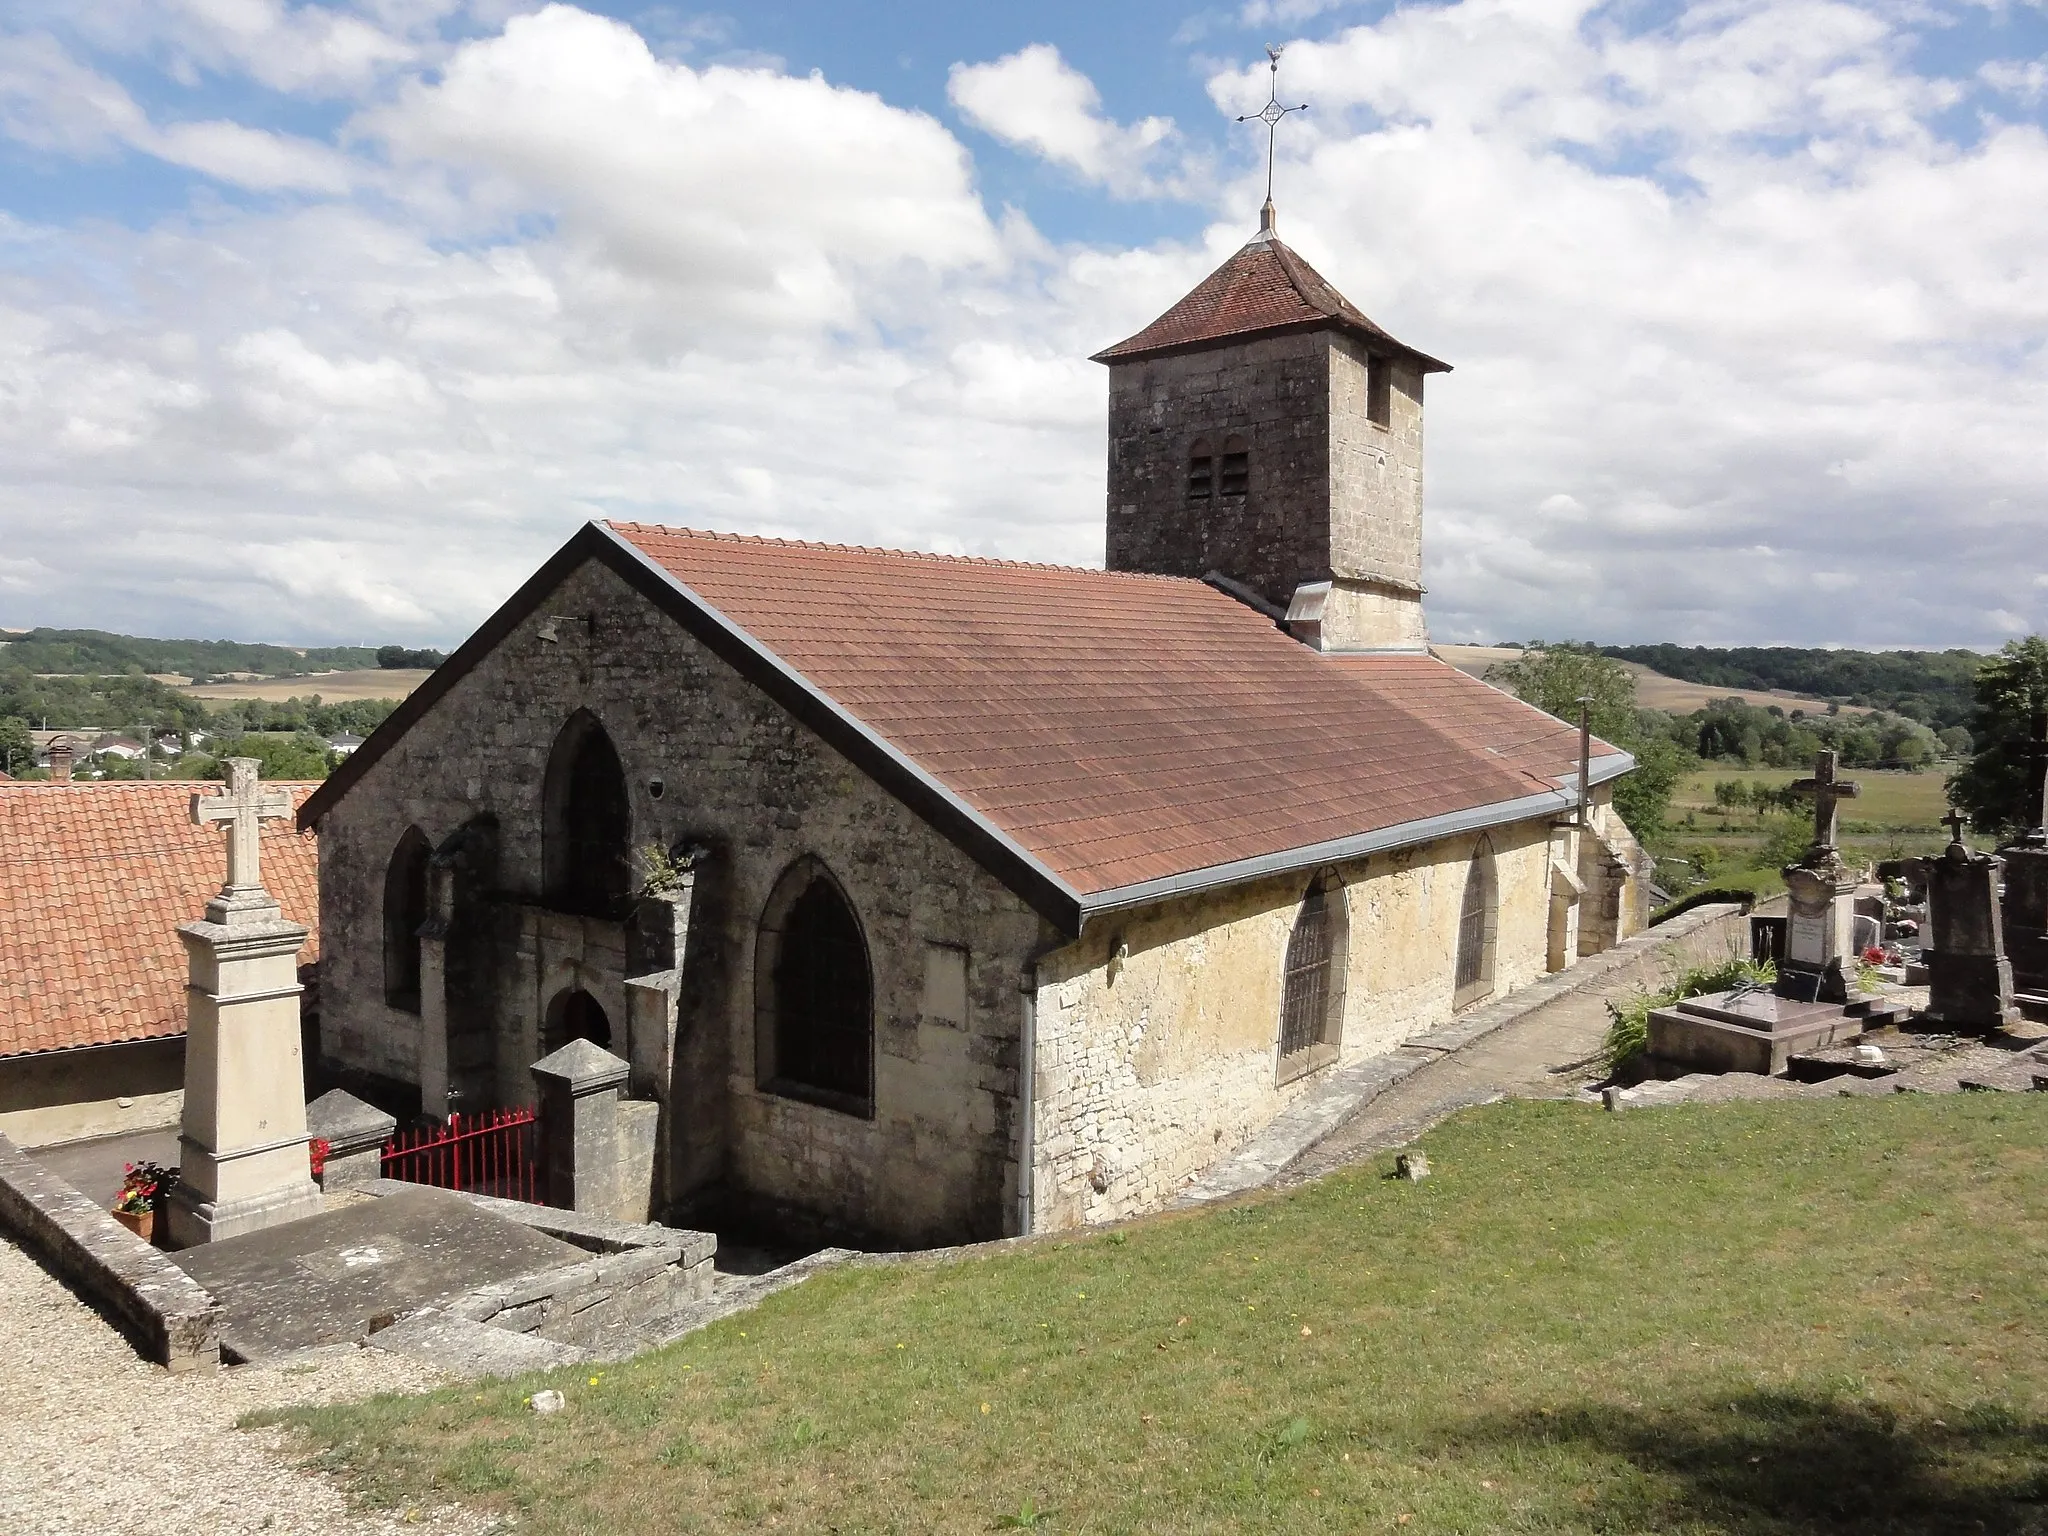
[1647,988,1868,1077]
[168,1184,584,1361]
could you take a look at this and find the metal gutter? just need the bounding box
[1075,752,1635,920]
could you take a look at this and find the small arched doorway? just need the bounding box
[543,987,613,1054]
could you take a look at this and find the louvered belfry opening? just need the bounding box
[1278,876,1343,1076]
[1454,837,1498,1008]
[768,873,874,1114]
[1186,438,1214,502]
[542,710,631,917]
[1218,434,1250,498]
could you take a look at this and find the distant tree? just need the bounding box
[0,714,30,776]
[1937,726,1974,758]
[376,645,445,671]
[207,732,332,781]
[1948,636,2048,839]
[1485,642,1687,840]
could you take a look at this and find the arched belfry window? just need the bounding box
[1186,438,1214,502]
[383,826,431,1012]
[1277,873,1347,1083]
[1218,434,1250,497]
[1454,836,1499,1009]
[542,710,631,917]
[756,859,875,1117]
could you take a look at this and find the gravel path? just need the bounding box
[0,1238,493,1536]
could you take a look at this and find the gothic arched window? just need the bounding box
[1186,438,1214,502]
[542,711,631,917]
[383,826,431,1012]
[1218,433,1250,497]
[1277,873,1347,1082]
[755,859,874,1117]
[1454,836,1499,1009]
[543,987,613,1053]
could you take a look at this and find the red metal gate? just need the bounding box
[381,1107,540,1204]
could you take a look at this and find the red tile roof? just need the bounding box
[0,781,320,1058]
[605,524,1611,900]
[1092,234,1450,371]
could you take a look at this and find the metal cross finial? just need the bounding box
[1787,749,1861,853]
[1236,45,1307,237]
[191,757,294,897]
[1942,805,1969,847]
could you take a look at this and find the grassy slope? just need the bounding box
[273,1095,2048,1534]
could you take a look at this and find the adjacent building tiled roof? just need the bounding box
[0,782,320,1059]
[1091,233,1451,371]
[604,524,1609,898]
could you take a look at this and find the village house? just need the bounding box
[0,770,319,1148]
[299,216,1650,1248]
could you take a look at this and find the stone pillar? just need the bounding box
[531,1039,658,1221]
[1546,825,1583,973]
[305,1088,397,1191]
[1780,855,1859,1004]
[1917,844,2016,1031]
[167,760,322,1247]
[417,869,452,1120]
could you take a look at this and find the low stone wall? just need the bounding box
[0,1133,221,1372]
[357,1178,716,1354]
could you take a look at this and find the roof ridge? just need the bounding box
[603,522,1202,583]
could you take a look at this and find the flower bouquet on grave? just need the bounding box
[111,1161,178,1244]
[309,1138,332,1181]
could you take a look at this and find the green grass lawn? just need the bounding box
[268,1095,2048,1534]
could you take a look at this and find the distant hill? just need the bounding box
[0,628,443,682]
[1596,645,1983,731]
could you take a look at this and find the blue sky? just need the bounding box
[0,0,2044,648]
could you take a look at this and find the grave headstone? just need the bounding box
[1998,712,2048,999]
[1916,811,2018,1032]
[165,760,323,1247]
[1780,750,1861,1004]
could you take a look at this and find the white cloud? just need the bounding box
[0,0,2044,652]
[948,43,1177,196]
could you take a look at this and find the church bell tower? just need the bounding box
[1091,214,1451,651]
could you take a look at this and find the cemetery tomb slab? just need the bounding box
[166,1184,584,1361]
[1646,988,1867,1078]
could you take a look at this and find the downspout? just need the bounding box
[1016,967,1038,1238]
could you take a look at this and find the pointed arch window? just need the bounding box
[1454,836,1499,1009]
[1277,873,1347,1084]
[542,710,631,917]
[756,860,875,1117]
[383,826,431,1012]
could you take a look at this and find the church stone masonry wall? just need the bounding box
[316,557,1047,1249]
[1105,332,1333,608]
[1030,821,1554,1231]
[1326,339,1425,592]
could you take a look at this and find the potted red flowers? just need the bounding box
[112,1161,178,1244]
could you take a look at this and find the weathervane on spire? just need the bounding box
[1236,45,1307,237]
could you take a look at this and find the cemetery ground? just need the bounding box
[1660,767,1958,900]
[270,1092,2047,1535]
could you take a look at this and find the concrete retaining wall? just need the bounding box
[0,1133,221,1371]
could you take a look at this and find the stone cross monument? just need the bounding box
[1779,750,1862,1003]
[1998,713,2048,999]
[1913,808,2016,1031]
[165,759,323,1247]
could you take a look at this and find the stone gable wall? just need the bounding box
[317,556,1047,1248]
[1030,818,1555,1230]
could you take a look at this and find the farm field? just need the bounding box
[182,668,432,705]
[1433,645,1874,717]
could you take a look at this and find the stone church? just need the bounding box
[299,215,1649,1247]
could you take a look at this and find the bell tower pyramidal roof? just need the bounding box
[1090,226,1450,374]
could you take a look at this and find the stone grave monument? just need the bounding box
[165,760,324,1247]
[1645,751,1896,1077]
[1997,714,2048,1007]
[1910,810,2016,1032]
[1779,750,1862,1003]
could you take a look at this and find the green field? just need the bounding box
[269,1095,2048,1534]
